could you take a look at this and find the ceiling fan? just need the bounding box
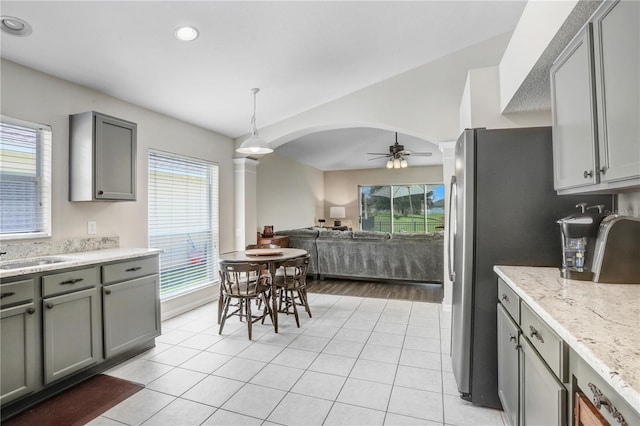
[367,132,432,168]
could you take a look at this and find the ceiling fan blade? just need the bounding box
[367,152,389,155]
[368,155,390,161]
[406,152,432,156]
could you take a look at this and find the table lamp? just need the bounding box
[329,206,346,227]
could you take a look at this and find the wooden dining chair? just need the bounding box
[274,254,312,327]
[218,260,273,340]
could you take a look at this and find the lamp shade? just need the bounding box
[236,134,273,155]
[329,206,346,219]
[236,87,273,155]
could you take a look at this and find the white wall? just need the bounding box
[240,33,513,152]
[459,66,551,132]
[499,0,579,111]
[256,152,324,233]
[0,59,236,253]
[324,166,444,230]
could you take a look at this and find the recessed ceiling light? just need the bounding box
[0,16,32,36]
[175,26,199,42]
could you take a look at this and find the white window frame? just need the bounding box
[148,149,220,300]
[0,115,52,240]
[358,183,445,233]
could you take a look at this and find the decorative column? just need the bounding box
[233,158,260,251]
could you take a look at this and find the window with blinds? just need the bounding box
[148,150,219,299]
[0,116,52,239]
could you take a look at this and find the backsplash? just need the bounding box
[617,191,640,217]
[0,236,119,261]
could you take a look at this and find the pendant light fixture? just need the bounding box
[236,88,273,155]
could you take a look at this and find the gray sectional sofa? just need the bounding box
[275,228,443,283]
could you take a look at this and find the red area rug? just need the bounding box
[3,374,144,426]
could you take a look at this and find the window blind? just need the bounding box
[0,116,52,239]
[148,150,219,299]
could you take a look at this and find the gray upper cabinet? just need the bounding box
[551,25,598,191]
[70,111,137,201]
[592,0,640,185]
[551,0,640,194]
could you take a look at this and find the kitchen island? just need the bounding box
[494,265,639,423]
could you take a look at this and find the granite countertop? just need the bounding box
[494,265,640,412]
[0,248,162,279]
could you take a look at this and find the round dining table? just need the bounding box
[218,248,307,333]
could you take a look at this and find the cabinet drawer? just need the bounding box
[498,278,520,322]
[102,256,159,285]
[521,302,567,381]
[571,348,640,426]
[42,268,98,297]
[0,279,35,308]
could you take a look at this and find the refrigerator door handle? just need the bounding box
[448,175,457,282]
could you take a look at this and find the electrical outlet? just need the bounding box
[87,221,97,235]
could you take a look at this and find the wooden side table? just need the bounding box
[257,234,289,248]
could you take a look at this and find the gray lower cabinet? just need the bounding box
[497,304,520,426]
[0,254,160,414]
[497,277,568,426]
[42,286,101,384]
[0,301,37,404]
[103,274,160,358]
[520,337,567,426]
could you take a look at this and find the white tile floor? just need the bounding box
[93,293,506,426]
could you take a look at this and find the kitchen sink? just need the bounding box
[0,257,72,270]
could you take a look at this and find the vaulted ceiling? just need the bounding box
[1,1,528,169]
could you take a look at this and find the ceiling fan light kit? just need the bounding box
[369,132,431,169]
[236,88,273,155]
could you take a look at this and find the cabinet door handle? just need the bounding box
[584,170,594,179]
[98,190,104,195]
[105,289,111,295]
[125,266,142,272]
[0,291,16,299]
[27,307,36,314]
[588,383,627,426]
[59,278,84,285]
[501,294,510,303]
[529,325,544,343]
[509,334,517,342]
[46,303,54,309]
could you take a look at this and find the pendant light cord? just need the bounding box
[251,88,259,136]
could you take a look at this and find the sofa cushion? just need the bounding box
[390,231,444,241]
[276,228,319,238]
[318,229,352,239]
[352,231,391,240]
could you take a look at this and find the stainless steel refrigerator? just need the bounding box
[448,127,613,409]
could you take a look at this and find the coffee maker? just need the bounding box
[557,202,607,280]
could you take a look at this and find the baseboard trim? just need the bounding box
[161,284,219,321]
